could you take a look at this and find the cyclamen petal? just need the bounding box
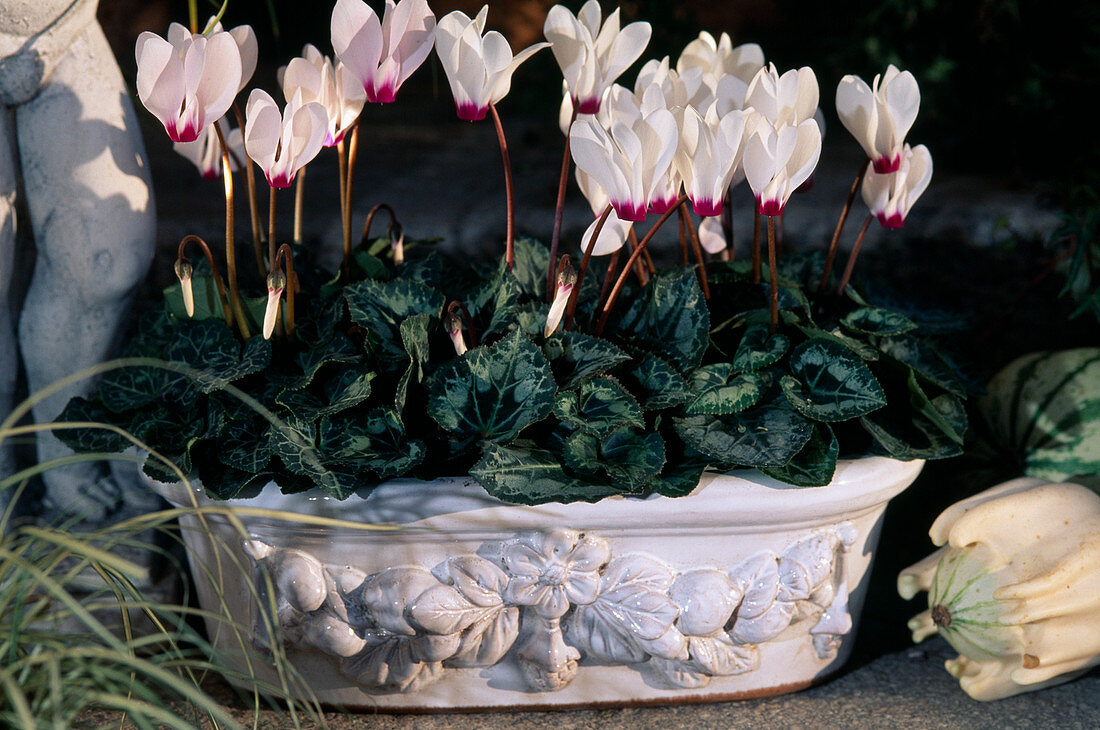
[332,0,435,103]
[244,89,327,188]
[698,216,727,254]
[743,118,821,216]
[135,24,243,143]
[836,65,920,173]
[861,143,932,228]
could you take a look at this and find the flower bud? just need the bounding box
[263,272,287,340]
[444,309,467,356]
[174,259,195,317]
[544,259,577,337]
[899,478,1100,700]
[392,232,405,265]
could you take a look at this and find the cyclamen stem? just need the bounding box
[547,107,578,301]
[752,210,762,283]
[678,208,689,265]
[564,204,613,330]
[836,213,874,295]
[344,123,361,267]
[232,102,266,273]
[178,234,233,328]
[625,227,648,286]
[213,123,251,339]
[721,188,733,258]
[273,244,298,337]
[683,211,711,300]
[337,138,349,271]
[597,248,621,315]
[767,215,779,332]
[268,186,277,271]
[488,103,516,271]
[819,158,870,292]
[360,203,398,248]
[629,226,656,277]
[293,166,305,244]
[596,194,689,336]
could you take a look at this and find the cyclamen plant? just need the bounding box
[60,0,971,504]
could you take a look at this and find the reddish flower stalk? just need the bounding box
[678,207,689,265]
[597,248,621,314]
[628,225,656,275]
[682,210,711,300]
[232,101,266,273]
[564,204,613,330]
[752,210,762,283]
[344,122,361,266]
[293,165,306,244]
[767,215,779,331]
[273,244,299,337]
[488,102,516,271]
[547,107,578,301]
[721,187,733,260]
[624,227,649,286]
[819,158,870,292]
[176,234,233,328]
[360,203,399,248]
[595,194,688,336]
[213,122,251,339]
[836,213,874,295]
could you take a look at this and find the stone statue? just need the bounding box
[1,0,157,522]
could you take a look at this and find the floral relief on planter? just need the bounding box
[244,523,858,694]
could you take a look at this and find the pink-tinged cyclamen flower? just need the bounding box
[677,31,764,86]
[204,18,258,93]
[244,89,328,188]
[861,144,932,228]
[543,0,651,114]
[743,117,822,216]
[675,105,750,217]
[836,65,920,174]
[331,0,436,103]
[135,23,243,143]
[698,216,727,254]
[172,119,245,180]
[436,7,549,121]
[569,108,678,222]
[282,44,367,146]
[635,56,715,114]
[744,63,818,129]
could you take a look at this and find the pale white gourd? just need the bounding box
[898,477,1100,700]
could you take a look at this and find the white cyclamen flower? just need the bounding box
[836,65,920,173]
[743,117,822,216]
[677,31,764,86]
[435,6,549,121]
[744,63,819,129]
[135,23,243,143]
[569,108,678,222]
[675,104,750,217]
[282,44,367,146]
[544,0,652,114]
[244,89,328,188]
[331,0,436,103]
[861,143,932,228]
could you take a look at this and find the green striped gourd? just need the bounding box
[978,348,1100,486]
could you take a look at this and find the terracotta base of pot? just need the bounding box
[151,457,923,711]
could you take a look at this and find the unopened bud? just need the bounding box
[445,310,467,356]
[174,259,195,317]
[392,232,405,265]
[544,259,576,337]
[263,272,286,340]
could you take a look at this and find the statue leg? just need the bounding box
[15,22,157,523]
[0,108,19,514]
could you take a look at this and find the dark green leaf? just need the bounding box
[345,278,445,361]
[685,367,769,416]
[543,331,631,388]
[731,325,790,372]
[563,428,665,491]
[427,329,556,441]
[200,335,272,392]
[674,397,813,468]
[878,335,968,396]
[506,238,551,297]
[615,268,710,372]
[54,397,129,453]
[781,339,886,422]
[472,442,621,504]
[841,307,917,336]
[276,334,361,390]
[393,252,442,286]
[164,272,225,322]
[907,370,966,445]
[628,355,690,410]
[553,376,644,436]
[320,408,426,479]
[646,441,709,498]
[759,424,839,487]
[470,270,523,339]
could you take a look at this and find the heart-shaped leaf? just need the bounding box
[781,339,886,422]
[629,355,691,410]
[841,307,917,336]
[759,423,839,487]
[345,278,446,361]
[685,368,770,416]
[674,397,813,468]
[471,442,621,504]
[615,268,709,372]
[543,331,631,388]
[562,428,665,491]
[731,325,789,373]
[553,376,644,436]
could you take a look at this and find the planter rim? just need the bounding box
[151,456,923,533]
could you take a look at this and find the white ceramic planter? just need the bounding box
[151,456,923,711]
